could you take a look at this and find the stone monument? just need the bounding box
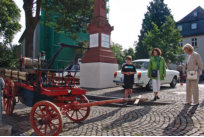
[80,0,118,88]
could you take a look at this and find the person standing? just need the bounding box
[177,64,185,84]
[148,48,166,101]
[183,44,203,106]
[121,56,137,99]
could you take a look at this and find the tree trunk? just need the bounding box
[25,29,34,57]
[23,0,41,58]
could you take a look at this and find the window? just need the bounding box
[133,61,148,70]
[192,38,197,47]
[193,11,197,17]
[179,40,183,47]
[178,25,182,31]
[191,23,197,29]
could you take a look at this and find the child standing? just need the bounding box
[122,56,137,99]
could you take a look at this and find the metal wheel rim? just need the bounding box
[30,101,63,136]
[3,78,15,115]
[65,95,90,122]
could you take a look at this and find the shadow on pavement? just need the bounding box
[87,86,176,98]
[63,107,123,131]
[102,106,151,131]
[163,104,198,136]
[2,111,32,135]
[200,99,204,107]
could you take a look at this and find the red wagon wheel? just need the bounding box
[65,95,90,122]
[3,77,15,115]
[30,101,63,136]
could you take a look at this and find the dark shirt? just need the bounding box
[122,64,136,83]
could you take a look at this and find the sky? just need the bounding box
[13,0,204,50]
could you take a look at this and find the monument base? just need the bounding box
[80,63,118,89]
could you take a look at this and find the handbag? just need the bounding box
[187,71,197,80]
[151,70,158,77]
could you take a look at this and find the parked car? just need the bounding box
[113,59,179,90]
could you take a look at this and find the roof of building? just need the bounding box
[176,6,204,37]
[177,6,204,24]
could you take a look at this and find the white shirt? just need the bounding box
[187,55,191,64]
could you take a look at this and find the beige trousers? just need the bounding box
[186,79,199,104]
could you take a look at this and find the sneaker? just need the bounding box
[191,103,199,106]
[153,96,157,101]
[183,102,192,105]
[156,96,160,99]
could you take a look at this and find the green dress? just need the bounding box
[148,56,166,80]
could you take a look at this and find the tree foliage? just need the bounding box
[135,0,172,59]
[124,48,135,60]
[110,43,124,67]
[42,0,94,39]
[142,16,184,65]
[110,43,136,69]
[0,43,19,68]
[23,0,94,57]
[0,0,21,46]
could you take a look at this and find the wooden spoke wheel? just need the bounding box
[3,77,15,115]
[65,95,90,122]
[30,101,63,136]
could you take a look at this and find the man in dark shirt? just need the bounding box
[122,56,136,99]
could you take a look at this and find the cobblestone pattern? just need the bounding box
[2,84,204,136]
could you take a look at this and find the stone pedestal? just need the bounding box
[80,63,118,89]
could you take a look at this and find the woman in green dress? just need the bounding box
[148,48,166,101]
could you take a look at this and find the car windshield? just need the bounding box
[72,65,80,70]
[64,65,80,71]
[132,61,149,70]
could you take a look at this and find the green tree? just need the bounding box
[135,0,172,59]
[0,43,19,68]
[124,48,135,60]
[110,43,125,68]
[23,0,94,57]
[0,0,21,46]
[143,16,183,67]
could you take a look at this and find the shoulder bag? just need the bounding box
[187,71,197,80]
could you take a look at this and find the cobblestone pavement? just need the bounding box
[2,84,204,136]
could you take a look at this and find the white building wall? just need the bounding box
[33,22,41,59]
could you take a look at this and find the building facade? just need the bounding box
[176,6,204,66]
